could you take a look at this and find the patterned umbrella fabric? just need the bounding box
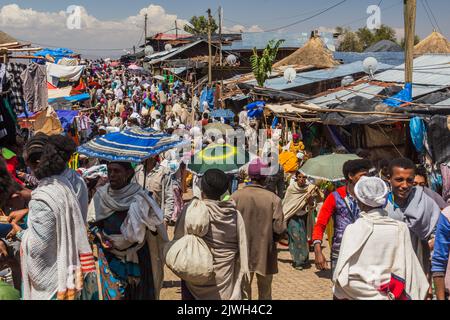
[78,127,188,163]
[204,123,234,135]
[188,143,250,175]
[299,153,361,182]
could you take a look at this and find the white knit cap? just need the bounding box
[354,176,389,208]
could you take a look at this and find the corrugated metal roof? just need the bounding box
[334,52,404,66]
[248,61,392,91]
[434,97,450,106]
[306,83,386,107]
[224,31,336,50]
[147,40,204,64]
[374,54,450,86]
[163,67,187,75]
[305,82,444,108]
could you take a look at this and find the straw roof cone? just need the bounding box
[414,31,450,55]
[0,30,17,45]
[273,36,339,69]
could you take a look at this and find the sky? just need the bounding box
[0,0,449,57]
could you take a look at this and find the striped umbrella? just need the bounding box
[188,143,250,175]
[78,127,188,163]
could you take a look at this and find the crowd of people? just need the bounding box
[0,59,448,301]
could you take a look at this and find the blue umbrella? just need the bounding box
[211,109,235,119]
[78,127,188,163]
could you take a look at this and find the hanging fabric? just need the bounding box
[5,63,26,114]
[20,63,48,113]
[0,98,17,146]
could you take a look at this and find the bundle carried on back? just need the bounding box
[164,199,214,285]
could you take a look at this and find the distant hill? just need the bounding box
[364,40,403,53]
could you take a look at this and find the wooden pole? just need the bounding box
[219,6,223,67]
[404,0,416,84]
[144,14,148,46]
[175,20,178,39]
[207,8,213,86]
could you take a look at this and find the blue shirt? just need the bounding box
[431,213,450,274]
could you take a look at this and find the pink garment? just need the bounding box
[171,185,184,223]
[440,164,450,203]
[248,158,269,178]
[79,115,90,131]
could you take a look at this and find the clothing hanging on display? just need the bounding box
[4,63,26,114]
[21,63,48,113]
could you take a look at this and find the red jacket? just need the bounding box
[312,186,347,242]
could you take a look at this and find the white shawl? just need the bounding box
[333,209,429,300]
[88,183,163,244]
[21,175,94,300]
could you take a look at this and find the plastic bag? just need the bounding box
[165,199,214,285]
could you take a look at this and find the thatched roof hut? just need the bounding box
[0,30,17,45]
[273,36,339,69]
[414,31,450,55]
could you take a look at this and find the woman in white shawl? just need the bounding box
[283,171,322,270]
[333,177,429,300]
[9,134,96,300]
[88,162,168,300]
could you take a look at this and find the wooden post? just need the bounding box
[404,0,416,84]
[144,14,148,46]
[219,6,223,67]
[207,8,213,86]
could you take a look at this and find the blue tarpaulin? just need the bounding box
[247,101,266,118]
[384,83,412,107]
[33,48,75,63]
[200,87,215,113]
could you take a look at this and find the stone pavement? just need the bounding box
[160,226,333,300]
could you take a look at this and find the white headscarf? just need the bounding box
[354,176,389,208]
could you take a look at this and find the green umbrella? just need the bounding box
[299,153,362,182]
[188,143,250,175]
[204,123,234,135]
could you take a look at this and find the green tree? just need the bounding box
[338,31,363,52]
[250,39,285,87]
[373,24,397,43]
[356,27,375,50]
[399,35,421,48]
[184,15,218,35]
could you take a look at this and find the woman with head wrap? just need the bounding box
[333,177,429,300]
[88,161,168,300]
[283,171,322,270]
[9,133,96,300]
[174,169,249,300]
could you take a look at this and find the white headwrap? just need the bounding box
[354,176,389,208]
